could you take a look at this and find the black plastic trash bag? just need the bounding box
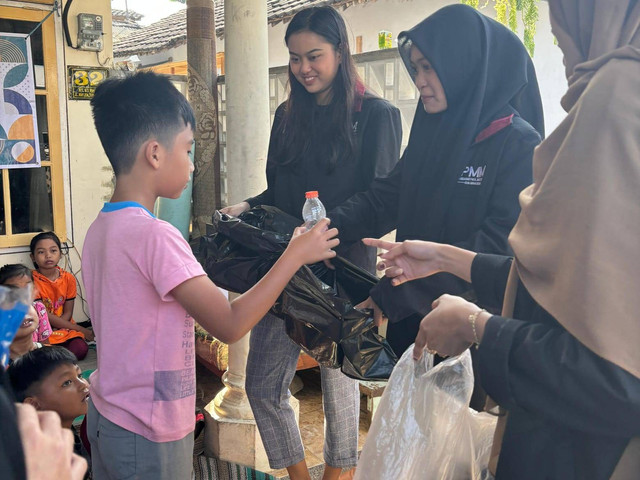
[279,256,397,380]
[199,206,298,294]
[199,206,398,380]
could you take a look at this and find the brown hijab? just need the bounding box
[509,0,640,378]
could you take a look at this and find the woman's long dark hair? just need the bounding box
[276,6,363,172]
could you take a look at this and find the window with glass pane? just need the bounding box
[0,7,65,246]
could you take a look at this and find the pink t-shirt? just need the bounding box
[82,202,206,442]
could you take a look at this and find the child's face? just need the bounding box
[28,363,89,427]
[4,274,39,299]
[31,239,61,270]
[157,125,194,199]
[13,304,39,339]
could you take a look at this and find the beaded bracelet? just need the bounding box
[468,309,487,347]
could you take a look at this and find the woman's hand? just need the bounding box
[220,201,250,217]
[356,296,386,326]
[362,238,443,286]
[413,294,490,360]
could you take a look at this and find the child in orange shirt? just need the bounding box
[30,232,92,360]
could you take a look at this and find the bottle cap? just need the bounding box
[305,191,319,199]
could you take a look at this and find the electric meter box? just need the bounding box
[77,13,104,52]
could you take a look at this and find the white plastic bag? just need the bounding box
[355,348,496,480]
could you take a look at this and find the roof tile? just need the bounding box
[114,0,369,58]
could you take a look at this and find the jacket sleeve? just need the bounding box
[359,101,403,183]
[470,253,514,310]
[327,100,403,241]
[478,315,640,437]
[369,272,472,324]
[245,105,285,207]
[329,154,403,243]
[454,124,540,254]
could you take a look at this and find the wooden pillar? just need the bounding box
[187,0,221,238]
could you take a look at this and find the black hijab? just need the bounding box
[395,4,544,241]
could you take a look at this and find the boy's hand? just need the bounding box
[362,238,443,286]
[292,225,336,270]
[286,218,339,265]
[291,225,308,239]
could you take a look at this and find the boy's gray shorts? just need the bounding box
[87,398,194,480]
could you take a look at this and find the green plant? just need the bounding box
[463,0,539,57]
[521,0,539,57]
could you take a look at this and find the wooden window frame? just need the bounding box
[15,1,55,5]
[0,4,66,247]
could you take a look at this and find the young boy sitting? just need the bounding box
[82,71,339,479]
[7,346,91,467]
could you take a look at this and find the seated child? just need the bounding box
[0,264,52,344]
[30,232,92,360]
[7,303,44,364]
[8,346,92,470]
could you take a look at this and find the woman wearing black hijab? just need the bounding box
[329,4,545,358]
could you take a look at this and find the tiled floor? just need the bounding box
[195,362,371,478]
[78,346,97,374]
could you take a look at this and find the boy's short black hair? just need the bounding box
[8,346,78,402]
[0,264,32,284]
[90,71,196,176]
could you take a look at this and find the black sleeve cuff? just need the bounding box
[471,254,513,309]
[477,315,519,409]
[245,193,267,208]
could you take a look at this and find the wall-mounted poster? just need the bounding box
[0,33,40,169]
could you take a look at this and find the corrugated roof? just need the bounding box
[112,9,144,22]
[114,0,371,58]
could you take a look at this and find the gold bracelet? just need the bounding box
[468,309,487,347]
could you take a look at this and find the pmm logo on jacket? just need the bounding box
[458,165,486,185]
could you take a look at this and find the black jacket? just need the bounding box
[247,96,402,270]
[473,254,640,480]
[330,113,540,353]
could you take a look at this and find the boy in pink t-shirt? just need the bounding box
[83,72,339,480]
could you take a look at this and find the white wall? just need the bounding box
[138,44,188,68]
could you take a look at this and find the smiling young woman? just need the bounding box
[220,6,402,480]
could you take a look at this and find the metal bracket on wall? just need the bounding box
[26,0,59,39]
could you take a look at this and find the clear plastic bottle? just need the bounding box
[302,191,326,228]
